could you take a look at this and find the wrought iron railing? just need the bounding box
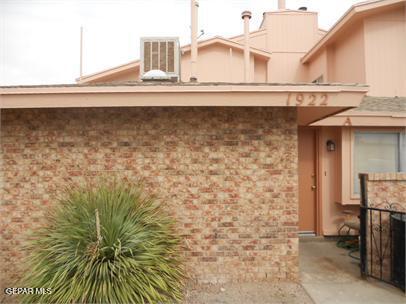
[359,174,406,292]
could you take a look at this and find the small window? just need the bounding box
[353,131,403,194]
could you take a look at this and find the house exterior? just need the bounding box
[77,0,406,236]
[0,0,404,290]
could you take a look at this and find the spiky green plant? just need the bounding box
[20,180,184,303]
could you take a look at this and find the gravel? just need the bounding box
[184,282,314,304]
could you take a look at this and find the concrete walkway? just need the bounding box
[300,237,406,304]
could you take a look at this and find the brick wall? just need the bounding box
[0,107,298,289]
[364,173,406,281]
[366,173,406,211]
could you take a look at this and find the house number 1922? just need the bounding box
[286,93,329,106]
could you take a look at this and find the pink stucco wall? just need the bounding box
[180,44,268,83]
[364,7,406,96]
[306,5,406,95]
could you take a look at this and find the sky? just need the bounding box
[0,0,366,85]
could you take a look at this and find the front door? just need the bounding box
[298,127,317,234]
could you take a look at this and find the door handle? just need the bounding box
[311,185,317,190]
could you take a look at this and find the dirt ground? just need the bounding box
[184,282,314,304]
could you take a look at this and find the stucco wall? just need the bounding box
[364,7,406,97]
[232,30,267,51]
[0,107,299,290]
[328,22,366,84]
[181,45,268,83]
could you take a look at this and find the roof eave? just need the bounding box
[77,60,140,84]
[181,37,272,59]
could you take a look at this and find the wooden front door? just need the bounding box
[298,127,317,233]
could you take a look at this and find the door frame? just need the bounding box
[298,126,323,236]
[314,127,322,236]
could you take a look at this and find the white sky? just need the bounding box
[0,0,365,85]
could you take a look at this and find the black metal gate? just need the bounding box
[359,174,406,291]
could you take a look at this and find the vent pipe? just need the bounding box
[190,0,199,82]
[241,11,252,83]
[278,0,286,10]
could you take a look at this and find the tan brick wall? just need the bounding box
[0,107,298,289]
[364,173,406,281]
[366,173,406,211]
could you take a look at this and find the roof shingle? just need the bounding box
[355,96,406,113]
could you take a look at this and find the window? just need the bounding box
[353,131,405,194]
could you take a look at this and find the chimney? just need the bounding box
[241,11,252,83]
[190,0,199,82]
[278,0,286,10]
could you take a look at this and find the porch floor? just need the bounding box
[300,237,405,304]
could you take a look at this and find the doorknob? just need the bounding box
[311,185,317,190]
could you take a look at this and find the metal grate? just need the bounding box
[140,37,180,79]
[359,174,406,292]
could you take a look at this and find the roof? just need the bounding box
[1,82,367,89]
[0,82,368,126]
[76,60,140,84]
[354,96,406,113]
[228,28,267,41]
[77,36,271,84]
[302,0,406,63]
[311,96,406,126]
[181,36,271,59]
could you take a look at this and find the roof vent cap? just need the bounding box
[298,6,307,11]
[141,69,170,81]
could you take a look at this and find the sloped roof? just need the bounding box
[77,36,271,84]
[354,96,406,113]
[181,36,272,58]
[76,60,140,84]
[311,96,406,126]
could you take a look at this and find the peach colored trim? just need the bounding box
[302,0,406,63]
[242,11,252,82]
[0,84,366,121]
[181,37,271,59]
[77,60,140,84]
[337,126,404,206]
[190,0,198,81]
[337,127,359,205]
[0,84,367,95]
[228,29,266,41]
[349,129,358,200]
[267,10,318,15]
[349,127,404,199]
[311,115,406,126]
[339,110,406,117]
[315,128,323,235]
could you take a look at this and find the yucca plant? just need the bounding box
[20,180,185,303]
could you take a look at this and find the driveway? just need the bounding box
[300,237,406,304]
